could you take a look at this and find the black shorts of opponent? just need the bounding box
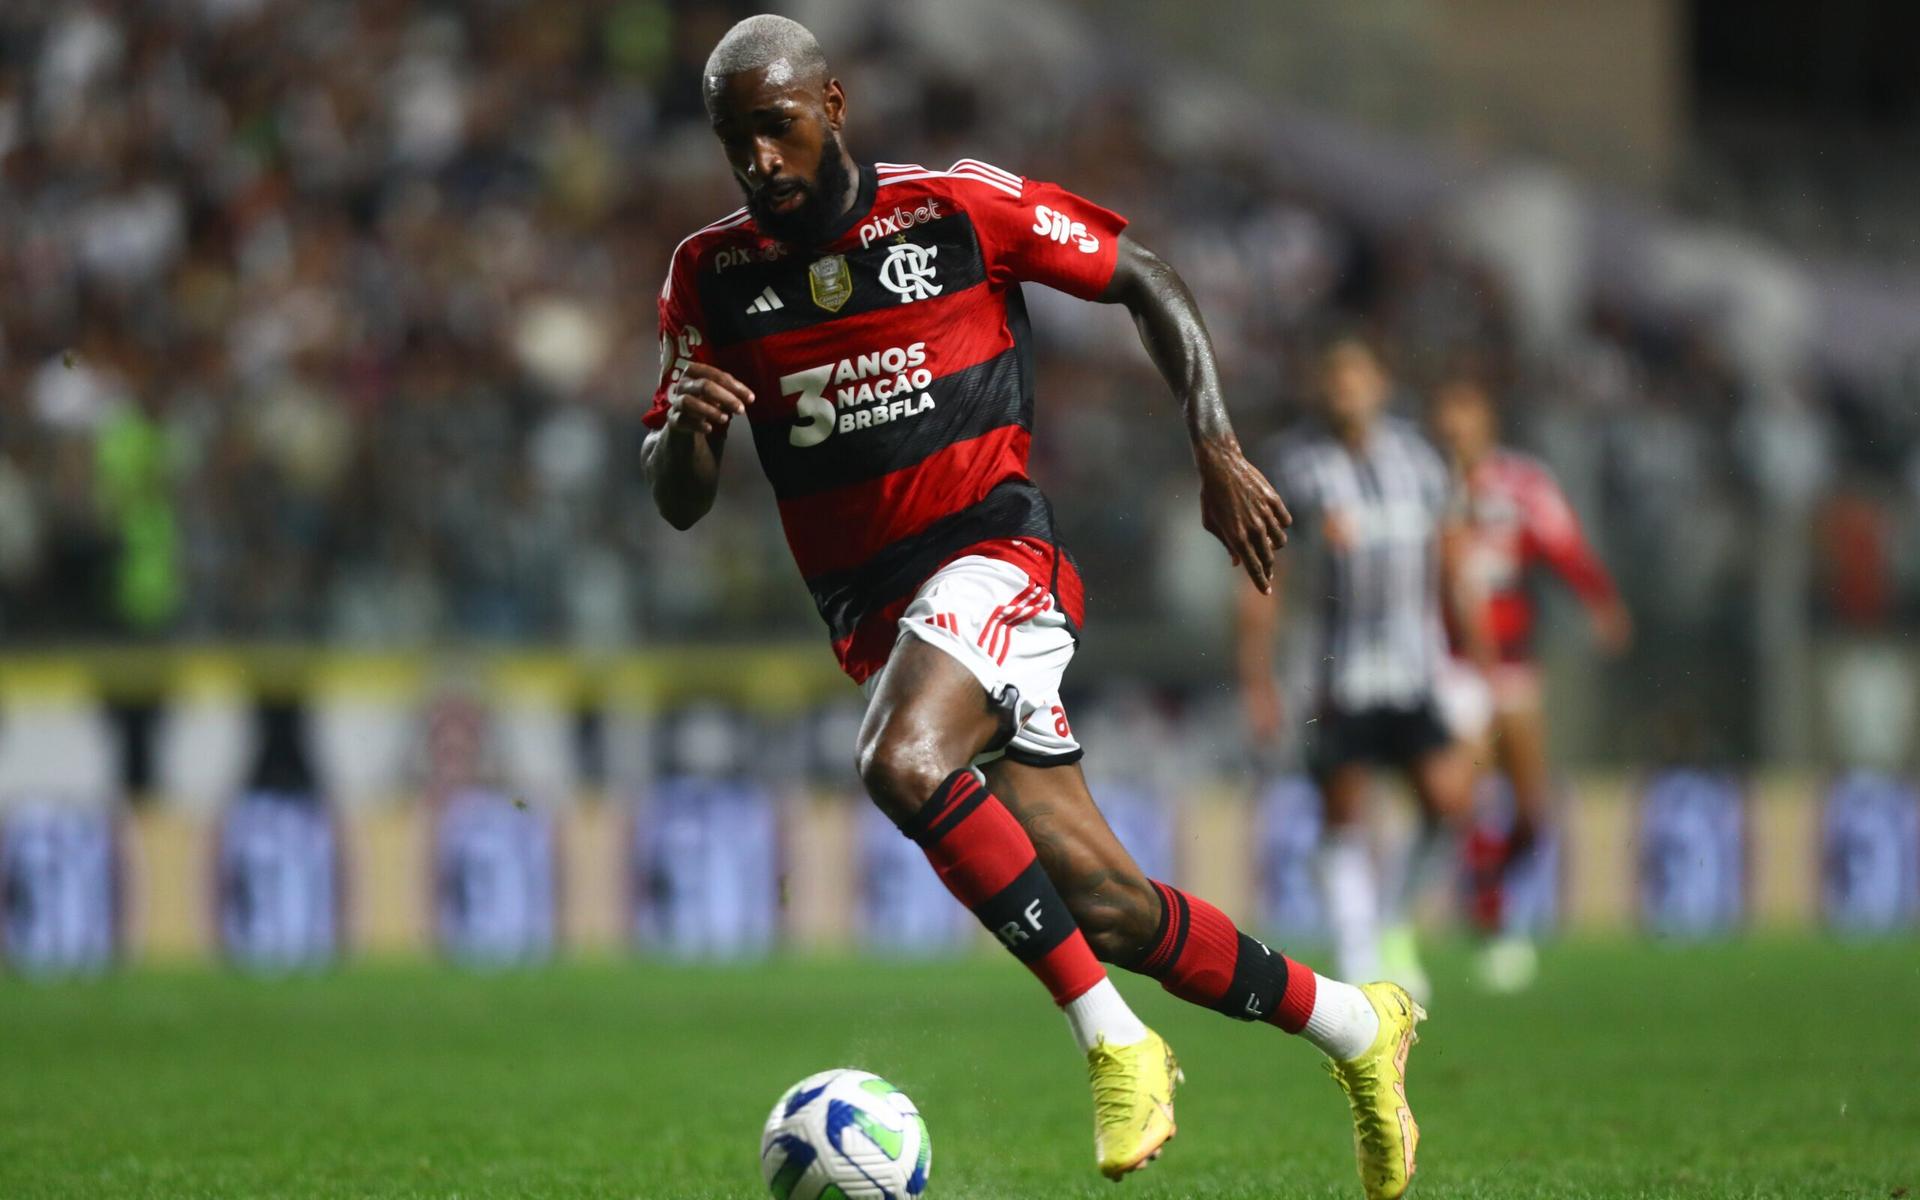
[1306,701,1452,777]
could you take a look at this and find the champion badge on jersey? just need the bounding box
[808,254,852,311]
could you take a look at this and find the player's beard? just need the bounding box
[745,131,854,247]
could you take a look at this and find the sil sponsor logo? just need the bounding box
[1031,204,1100,254]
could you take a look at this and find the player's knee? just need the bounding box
[1063,874,1159,966]
[855,732,951,826]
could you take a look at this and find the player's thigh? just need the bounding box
[1316,761,1373,827]
[1309,711,1378,827]
[1492,701,1554,809]
[856,633,1004,819]
[981,757,1158,954]
[1408,739,1476,824]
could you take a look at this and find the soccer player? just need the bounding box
[1236,333,1477,1003]
[644,16,1424,1196]
[1429,371,1630,990]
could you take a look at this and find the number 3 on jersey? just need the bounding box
[782,364,836,447]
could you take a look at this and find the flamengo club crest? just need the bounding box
[808,254,852,311]
[878,240,941,304]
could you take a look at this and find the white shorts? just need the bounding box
[1436,657,1495,743]
[861,555,1082,766]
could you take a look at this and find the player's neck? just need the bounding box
[832,152,864,220]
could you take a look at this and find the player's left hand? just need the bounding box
[1592,599,1634,657]
[1195,438,1292,594]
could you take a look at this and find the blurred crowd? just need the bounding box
[3,0,1918,745]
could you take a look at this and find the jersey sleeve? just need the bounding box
[1521,465,1618,605]
[642,249,714,431]
[951,159,1129,299]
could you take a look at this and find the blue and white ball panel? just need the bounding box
[761,1069,930,1200]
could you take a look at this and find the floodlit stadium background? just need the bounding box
[3,0,1919,972]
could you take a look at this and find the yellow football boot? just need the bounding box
[1327,982,1426,1200]
[1086,1029,1182,1180]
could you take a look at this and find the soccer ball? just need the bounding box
[760,1068,931,1199]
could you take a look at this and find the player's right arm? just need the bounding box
[1235,569,1286,742]
[641,253,753,530]
[642,363,753,529]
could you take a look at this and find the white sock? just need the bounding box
[1300,974,1382,1061]
[1062,977,1149,1053]
[1315,826,1381,983]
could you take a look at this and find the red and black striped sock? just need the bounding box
[1135,880,1318,1033]
[898,768,1106,1006]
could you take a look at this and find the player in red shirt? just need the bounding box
[1430,372,1631,990]
[646,16,1425,1196]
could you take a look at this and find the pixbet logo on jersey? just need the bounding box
[858,199,942,248]
[1031,204,1100,254]
[783,342,937,447]
[713,243,786,273]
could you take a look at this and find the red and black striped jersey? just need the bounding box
[645,159,1129,682]
[1452,449,1618,661]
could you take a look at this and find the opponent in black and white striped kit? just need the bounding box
[1236,333,1475,995]
[1275,413,1453,773]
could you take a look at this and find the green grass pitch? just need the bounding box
[3,938,1916,1198]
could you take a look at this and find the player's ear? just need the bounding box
[823,78,846,131]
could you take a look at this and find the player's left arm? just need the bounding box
[1525,468,1632,654]
[1100,235,1292,594]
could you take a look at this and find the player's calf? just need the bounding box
[885,763,1106,1007]
[1055,871,1161,966]
[1116,880,1382,1061]
[857,635,1148,1039]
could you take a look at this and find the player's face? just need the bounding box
[1431,381,1495,462]
[1321,343,1387,434]
[707,66,852,244]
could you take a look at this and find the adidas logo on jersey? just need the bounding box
[745,287,784,314]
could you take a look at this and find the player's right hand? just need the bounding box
[667,362,753,435]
